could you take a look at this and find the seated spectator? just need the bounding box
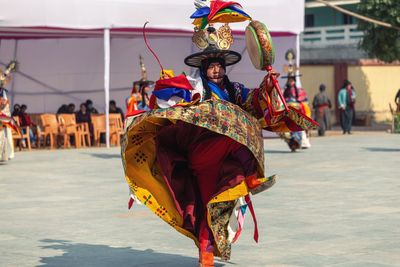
[67,103,76,114]
[18,104,37,146]
[76,103,94,145]
[85,99,99,114]
[138,85,152,111]
[76,103,91,124]
[12,104,20,116]
[109,100,124,121]
[57,104,68,114]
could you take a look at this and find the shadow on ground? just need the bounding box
[85,153,121,159]
[39,239,225,267]
[264,149,292,154]
[363,147,400,152]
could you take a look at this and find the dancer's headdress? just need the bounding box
[184,0,251,68]
[281,49,301,79]
[0,61,18,88]
[133,55,154,93]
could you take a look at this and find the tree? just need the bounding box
[357,0,400,63]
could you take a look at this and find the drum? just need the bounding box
[245,20,275,70]
[245,20,318,130]
[245,20,288,110]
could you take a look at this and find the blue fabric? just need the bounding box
[240,86,250,102]
[207,81,230,101]
[0,88,7,98]
[207,80,251,103]
[338,88,356,109]
[190,7,210,18]
[240,204,248,214]
[229,5,251,18]
[291,131,303,143]
[153,87,192,102]
[138,102,150,111]
[22,128,37,143]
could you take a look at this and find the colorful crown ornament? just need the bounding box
[191,0,251,51]
[192,24,234,50]
[191,0,251,30]
[0,60,18,87]
[139,55,147,81]
[282,49,301,79]
[185,0,251,68]
[133,55,154,91]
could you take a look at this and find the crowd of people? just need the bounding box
[9,98,126,148]
[310,79,356,136]
[55,99,125,123]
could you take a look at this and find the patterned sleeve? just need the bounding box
[238,82,284,119]
[233,82,276,119]
[241,85,316,132]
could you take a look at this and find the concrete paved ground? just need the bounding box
[0,132,399,267]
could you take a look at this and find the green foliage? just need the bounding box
[394,114,400,133]
[357,0,400,62]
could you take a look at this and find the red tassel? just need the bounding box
[245,195,259,243]
[128,197,134,209]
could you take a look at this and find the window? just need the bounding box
[305,14,315,27]
[343,14,354,25]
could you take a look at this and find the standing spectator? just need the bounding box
[338,80,356,134]
[312,84,332,136]
[394,89,400,133]
[109,100,124,121]
[395,88,400,112]
[85,99,99,114]
[18,104,37,146]
[12,104,21,116]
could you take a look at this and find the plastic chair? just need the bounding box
[11,116,31,151]
[57,114,81,148]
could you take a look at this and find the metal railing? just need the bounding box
[301,24,364,47]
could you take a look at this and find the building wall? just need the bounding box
[349,66,400,122]
[301,64,400,123]
[305,4,358,27]
[301,65,337,123]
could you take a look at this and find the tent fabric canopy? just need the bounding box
[0,0,304,34]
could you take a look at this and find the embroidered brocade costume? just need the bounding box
[121,76,315,260]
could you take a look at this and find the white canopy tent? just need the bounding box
[0,0,304,147]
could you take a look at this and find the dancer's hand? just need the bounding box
[260,69,280,94]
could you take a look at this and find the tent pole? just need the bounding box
[10,39,19,107]
[104,28,111,148]
[295,34,302,88]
